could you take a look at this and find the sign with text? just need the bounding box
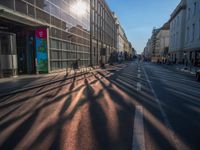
[35,29,48,73]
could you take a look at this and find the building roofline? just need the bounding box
[169,0,186,22]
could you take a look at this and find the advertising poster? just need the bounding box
[35,29,48,73]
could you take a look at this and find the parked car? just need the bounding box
[196,70,200,81]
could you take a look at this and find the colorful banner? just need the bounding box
[35,29,48,73]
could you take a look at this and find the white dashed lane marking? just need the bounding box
[132,105,146,150]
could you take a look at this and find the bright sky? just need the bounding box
[106,0,181,54]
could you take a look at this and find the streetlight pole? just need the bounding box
[89,0,93,67]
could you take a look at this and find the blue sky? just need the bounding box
[106,0,181,54]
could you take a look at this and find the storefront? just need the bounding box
[0,18,48,78]
[0,0,91,78]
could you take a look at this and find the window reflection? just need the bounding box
[0,0,91,71]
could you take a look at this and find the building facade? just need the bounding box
[143,39,152,61]
[90,0,117,66]
[0,0,91,78]
[144,23,169,62]
[0,0,121,78]
[115,17,127,61]
[183,0,200,66]
[169,0,200,65]
[115,15,133,61]
[169,0,186,63]
[150,27,161,62]
[155,22,170,61]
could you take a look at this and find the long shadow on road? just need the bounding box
[1,62,197,149]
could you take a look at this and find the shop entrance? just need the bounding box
[0,18,37,76]
[17,31,36,74]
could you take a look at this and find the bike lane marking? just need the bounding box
[132,105,146,150]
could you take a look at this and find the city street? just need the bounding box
[0,61,200,150]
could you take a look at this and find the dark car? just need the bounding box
[196,70,200,81]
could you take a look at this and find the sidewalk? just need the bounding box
[0,63,129,98]
[172,64,199,75]
[157,63,200,76]
[0,67,94,98]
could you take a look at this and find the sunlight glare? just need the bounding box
[71,0,87,17]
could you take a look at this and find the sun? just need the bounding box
[71,0,87,17]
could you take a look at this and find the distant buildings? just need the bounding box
[114,13,134,61]
[155,22,170,61]
[143,39,152,61]
[144,23,169,62]
[144,0,200,66]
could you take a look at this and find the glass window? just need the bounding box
[15,0,27,14]
[36,8,50,23]
[50,39,61,49]
[177,16,179,26]
[50,3,61,18]
[92,0,94,7]
[192,24,195,41]
[188,8,191,20]
[194,2,197,16]
[186,27,190,43]
[28,4,35,17]
[199,20,200,39]
[0,35,11,55]
[49,0,61,7]
[51,16,61,28]
[36,0,45,9]
[50,61,61,70]
[0,0,14,10]
[62,51,68,59]
[24,0,34,4]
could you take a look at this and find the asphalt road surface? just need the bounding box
[0,62,199,150]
